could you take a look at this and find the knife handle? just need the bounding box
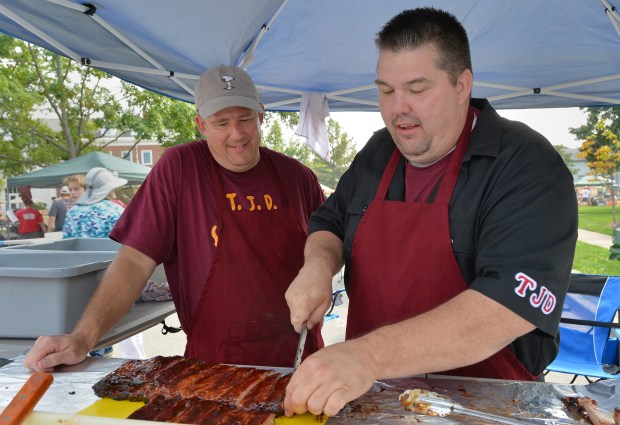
[0,372,53,425]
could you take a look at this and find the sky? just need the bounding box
[330,107,589,152]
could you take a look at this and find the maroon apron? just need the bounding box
[186,149,323,367]
[346,108,535,380]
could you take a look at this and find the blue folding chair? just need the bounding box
[545,274,620,383]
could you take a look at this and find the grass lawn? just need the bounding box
[577,205,619,236]
[573,241,620,275]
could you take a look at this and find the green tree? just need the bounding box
[570,106,620,141]
[553,145,578,175]
[263,113,357,188]
[0,34,197,176]
[115,84,198,150]
[282,136,312,164]
[264,111,298,130]
[263,120,285,151]
[263,118,312,161]
[310,119,357,188]
[577,120,620,227]
[571,107,620,228]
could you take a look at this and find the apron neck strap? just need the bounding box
[375,149,401,201]
[433,107,475,204]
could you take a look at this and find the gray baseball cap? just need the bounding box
[194,65,262,118]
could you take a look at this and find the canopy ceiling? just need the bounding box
[0,0,619,112]
[7,151,151,188]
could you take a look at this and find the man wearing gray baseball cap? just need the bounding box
[25,65,325,371]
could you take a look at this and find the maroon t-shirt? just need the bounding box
[404,151,454,203]
[111,141,325,329]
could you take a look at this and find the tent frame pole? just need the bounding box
[601,0,620,36]
[236,0,289,70]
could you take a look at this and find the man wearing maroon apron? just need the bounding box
[182,66,324,366]
[284,8,576,418]
[24,65,324,372]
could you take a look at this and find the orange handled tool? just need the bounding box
[0,372,53,425]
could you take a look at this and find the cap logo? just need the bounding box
[221,75,234,90]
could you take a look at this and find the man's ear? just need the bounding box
[258,103,265,125]
[457,69,473,103]
[194,115,206,135]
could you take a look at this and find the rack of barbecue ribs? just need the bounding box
[128,395,277,425]
[93,356,291,420]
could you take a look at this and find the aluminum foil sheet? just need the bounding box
[0,353,127,413]
[328,376,620,424]
[1,353,618,423]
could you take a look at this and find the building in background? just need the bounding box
[97,129,165,167]
[566,148,589,181]
[2,120,166,214]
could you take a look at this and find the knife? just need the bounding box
[293,321,308,371]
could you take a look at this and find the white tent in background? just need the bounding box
[574,175,617,188]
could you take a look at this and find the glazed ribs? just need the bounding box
[92,356,290,416]
[128,395,276,425]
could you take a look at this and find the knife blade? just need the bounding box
[293,321,308,371]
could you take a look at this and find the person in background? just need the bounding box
[62,167,145,359]
[15,199,47,239]
[107,191,127,208]
[24,65,325,372]
[63,174,86,206]
[580,186,591,206]
[108,171,128,208]
[18,186,33,203]
[62,168,126,239]
[47,185,72,232]
[284,7,577,417]
[0,210,6,240]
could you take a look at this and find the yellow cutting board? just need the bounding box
[78,398,327,424]
[78,398,145,419]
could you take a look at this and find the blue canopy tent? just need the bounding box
[0,0,618,115]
